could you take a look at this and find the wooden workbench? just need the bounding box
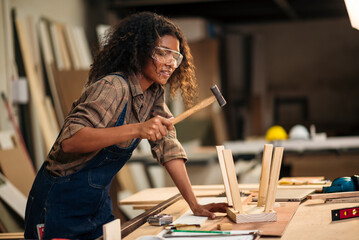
[121,183,359,240]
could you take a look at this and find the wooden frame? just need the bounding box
[216,145,284,223]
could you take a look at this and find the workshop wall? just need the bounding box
[225,17,359,138]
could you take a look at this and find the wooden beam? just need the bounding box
[15,18,56,151]
[264,147,284,212]
[121,193,182,238]
[308,191,359,200]
[216,145,233,206]
[257,144,273,207]
[223,149,243,212]
[103,219,121,240]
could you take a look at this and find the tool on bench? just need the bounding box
[332,206,359,221]
[323,175,359,193]
[171,85,226,125]
[147,214,173,226]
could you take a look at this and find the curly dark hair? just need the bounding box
[88,12,198,106]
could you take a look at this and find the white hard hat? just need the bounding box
[289,124,310,140]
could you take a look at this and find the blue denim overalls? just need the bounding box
[24,79,140,239]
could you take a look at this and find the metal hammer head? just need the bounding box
[210,85,226,107]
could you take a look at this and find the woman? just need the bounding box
[24,12,227,239]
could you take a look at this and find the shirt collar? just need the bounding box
[127,75,144,97]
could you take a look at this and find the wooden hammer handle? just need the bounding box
[171,96,216,125]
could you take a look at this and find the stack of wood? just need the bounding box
[15,15,91,152]
[0,12,93,233]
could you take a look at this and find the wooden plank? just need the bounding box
[0,135,36,197]
[103,219,121,240]
[63,24,81,70]
[223,149,243,212]
[216,145,233,206]
[0,173,27,219]
[15,18,56,151]
[279,199,359,239]
[222,202,299,236]
[121,194,182,238]
[257,144,273,207]
[38,19,65,123]
[308,191,359,200]
[52,67,88,117]
[120,187,224,205]
[55,23,72,70]
[50,22,65,70]
[227,206,277,223]
[133,204,156,210]
[123,198,188,240]
[0,233,24,239]
[279,176,326,185]
[325,196,359,203]
[264,147,284,212]
[72,25,92,69]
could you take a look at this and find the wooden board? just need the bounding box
[308,191,359,200]
[0,173,27,219]
[103,219,121,240]
[120,187,224,205]
[38,19,65,124]
[257,144,273,207]
[0,233,24,239]
[264,147,283,212]
[16,18,57,151]
[214,202,300,236]
[52,67,88,116]
[216,146,233,206]
[223,149,243,212]
[0,135,35,197]
[277,199,359,239]
[227,205,277,223]
[279,176,326,185]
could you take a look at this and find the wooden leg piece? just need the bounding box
[257,144,273,207]
[223,149,243,213]
[216,146,233,206]
[264,147,284,213]
[225,145,284,224]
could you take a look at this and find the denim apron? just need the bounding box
[24,79,140,239]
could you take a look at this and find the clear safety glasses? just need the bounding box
[151,46,183,68]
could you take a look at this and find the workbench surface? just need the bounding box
[122,191,359,240]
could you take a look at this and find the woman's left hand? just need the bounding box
[191,202,228,219]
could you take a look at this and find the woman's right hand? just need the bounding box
[138,116,174,141]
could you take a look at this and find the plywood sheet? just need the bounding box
[52,68,88,116]
[0,136,35,197]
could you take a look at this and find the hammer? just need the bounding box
[171,85,226,125]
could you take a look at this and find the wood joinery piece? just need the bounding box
[216,145,233,206]
[257,144,273,207]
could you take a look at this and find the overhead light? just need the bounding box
[344,0,359,30]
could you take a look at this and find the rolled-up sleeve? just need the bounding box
[149,91,187,165]
[57,78,128,145]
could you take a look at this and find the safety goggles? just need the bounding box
[152,46,183,68]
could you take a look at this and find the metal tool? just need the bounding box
[171,84,226,125]
[147,214,173,226]
[332,206,359,221]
